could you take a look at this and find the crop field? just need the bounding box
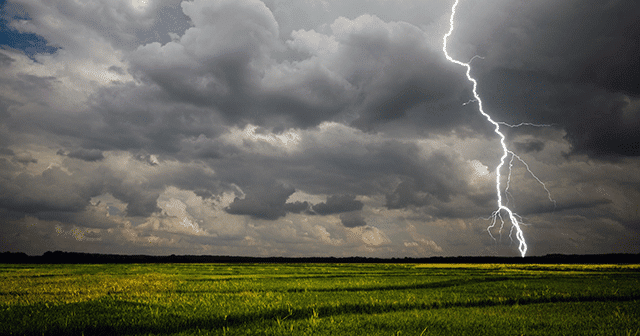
[1,263,639,335]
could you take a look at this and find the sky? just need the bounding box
[0,0,638,257]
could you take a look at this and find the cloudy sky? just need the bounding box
[1,0,638,257]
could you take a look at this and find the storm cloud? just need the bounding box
[0,0,638,257]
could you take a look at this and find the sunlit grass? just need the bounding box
[1,263,638,335]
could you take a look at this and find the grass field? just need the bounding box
[1,263,639,335]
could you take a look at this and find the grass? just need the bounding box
[0,263,638,335]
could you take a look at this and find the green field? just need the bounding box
[1,263,639,335]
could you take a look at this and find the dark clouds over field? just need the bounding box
[0,0,638,257]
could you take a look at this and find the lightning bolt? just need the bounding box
[499,122,556,128]
[443,0,555,257]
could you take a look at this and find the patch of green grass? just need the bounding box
[1,263,638,335]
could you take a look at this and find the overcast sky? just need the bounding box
[1,0,638,257]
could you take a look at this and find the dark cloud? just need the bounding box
[193,189,214,200]
[107,183,160,218]
[108,65,125,75]
[315,138,468,200]
[500,197,614,220]
[385,179,433,210]
[330,16,469,132]
[128,0,282,127]
[0,75,59,110]
[450,0,640,159]
[12,152,37,165]
[69,83,229,156]
[0,167,102,215]
[225,183,297,220]
[563,94,640,159]
[0,51,15,66]
[0,147,14,156]
[339,211,367,228]
[61,149,105,162]
[134,153,159,166]
[0,158,14,178]
[313,194,363,215]
[283,201,311,214]
[514,140,545,153]
[478,68,640,159]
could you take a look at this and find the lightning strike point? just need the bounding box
[443,0,555,257]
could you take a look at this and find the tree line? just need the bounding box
[1,251,638,264]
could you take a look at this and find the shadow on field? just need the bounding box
[4,291,639,336]
[304,276,515,293]
[177,275,527,294]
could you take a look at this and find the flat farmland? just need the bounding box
[1,263,638,335]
